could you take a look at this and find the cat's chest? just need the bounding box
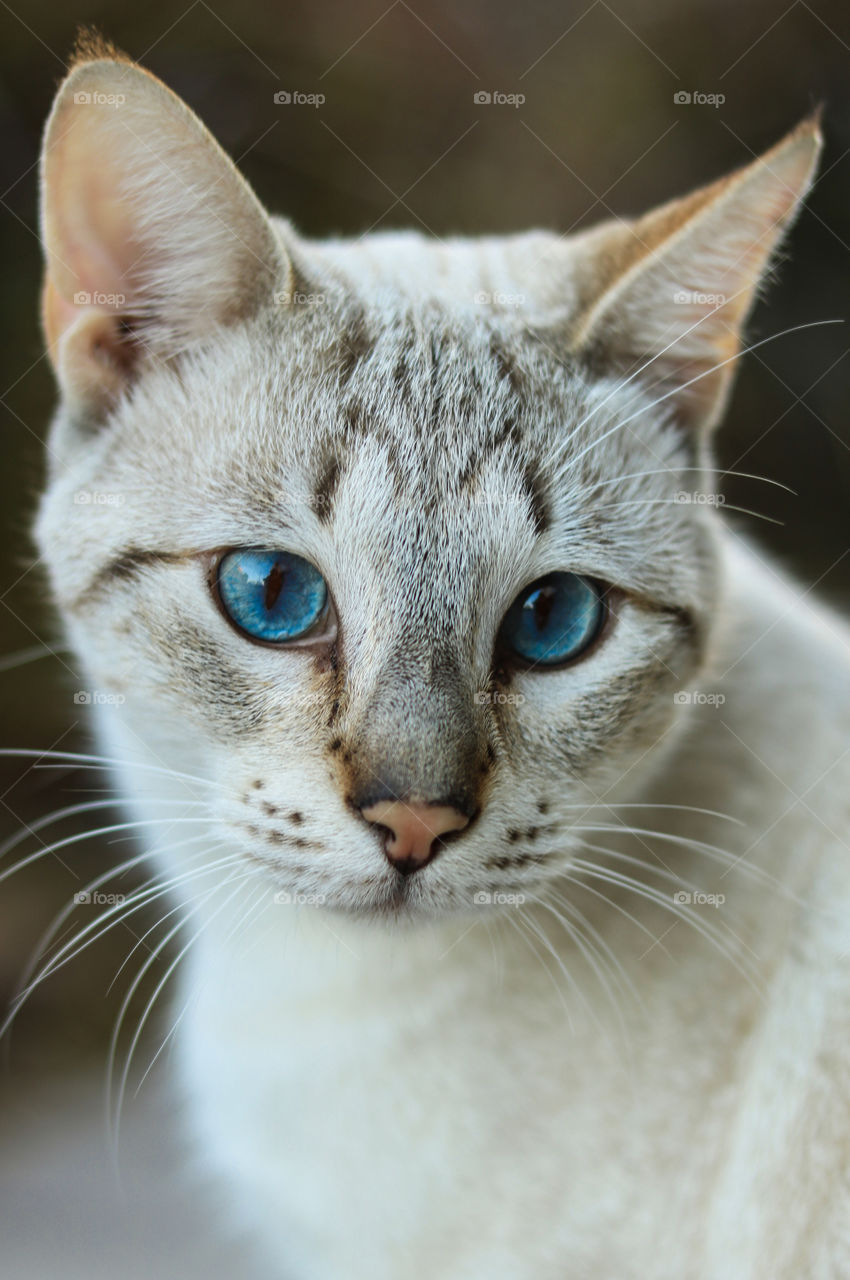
[175,925,747,1279]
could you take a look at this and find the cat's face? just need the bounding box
[35,48,819,918]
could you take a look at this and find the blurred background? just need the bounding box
[0,0,848,1251]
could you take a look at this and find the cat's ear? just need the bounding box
[40,39,289,417]
[568,117,822,435]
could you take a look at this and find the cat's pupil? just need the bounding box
[529,587,555,632]
[216,549,329,644]
[499,572,603,666]
[264,562,286,611]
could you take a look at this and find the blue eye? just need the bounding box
[217,550,330,643]
[500,573,604,666]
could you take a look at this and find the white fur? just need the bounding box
[33,57,850,1278]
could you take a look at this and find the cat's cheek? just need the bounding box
[499,602,702,770]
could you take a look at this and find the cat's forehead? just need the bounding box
[301,306,564,484]
[86,293,689,599]
[44,288,701,622]
[192,298,604,491]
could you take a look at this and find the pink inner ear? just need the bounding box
[42,275,139,413]
[47,114,145,307]
[42,118,148,375]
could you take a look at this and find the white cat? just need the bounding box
[33,35,850,1280]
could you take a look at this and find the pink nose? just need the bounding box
[360,799,469,874]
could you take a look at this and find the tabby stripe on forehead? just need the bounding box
[523,465,550,536]
[312,457,342,524]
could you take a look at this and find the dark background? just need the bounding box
[0,0,848,1069]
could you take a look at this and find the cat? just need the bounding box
[32,33,850,1280]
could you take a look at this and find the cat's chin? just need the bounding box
[284,876,444,923]
[276,875,538,925]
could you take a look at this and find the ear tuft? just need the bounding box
[69,26,131,71]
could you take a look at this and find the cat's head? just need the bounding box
[35,42,820,918]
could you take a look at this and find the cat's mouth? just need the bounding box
[324,871,429,920]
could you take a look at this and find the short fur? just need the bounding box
[33,42,850,1280]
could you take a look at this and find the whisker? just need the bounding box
[516,904,604,1036]
[109,870,258,1150]
[137,880,272,1095]
[12,833,214,1002]
[0,795,206,866]
[105,849,242,995]
[558,871,677,963]
[551,319,843,478]
[578,840,725,903]
[576,823,808,904]
[2,844,239,1035]
[585,467,796,496]
[3,855,240,1034]
[0,747,214,790]
[501,910,575,1034]
[549,273,779,455]
[559,802,744,826]
[546,887,643,1011]
[0,645,64,674]
[0,815,211,887]
[572,858,762,994]
[588,497,783,526]
[528,891,635,1051]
